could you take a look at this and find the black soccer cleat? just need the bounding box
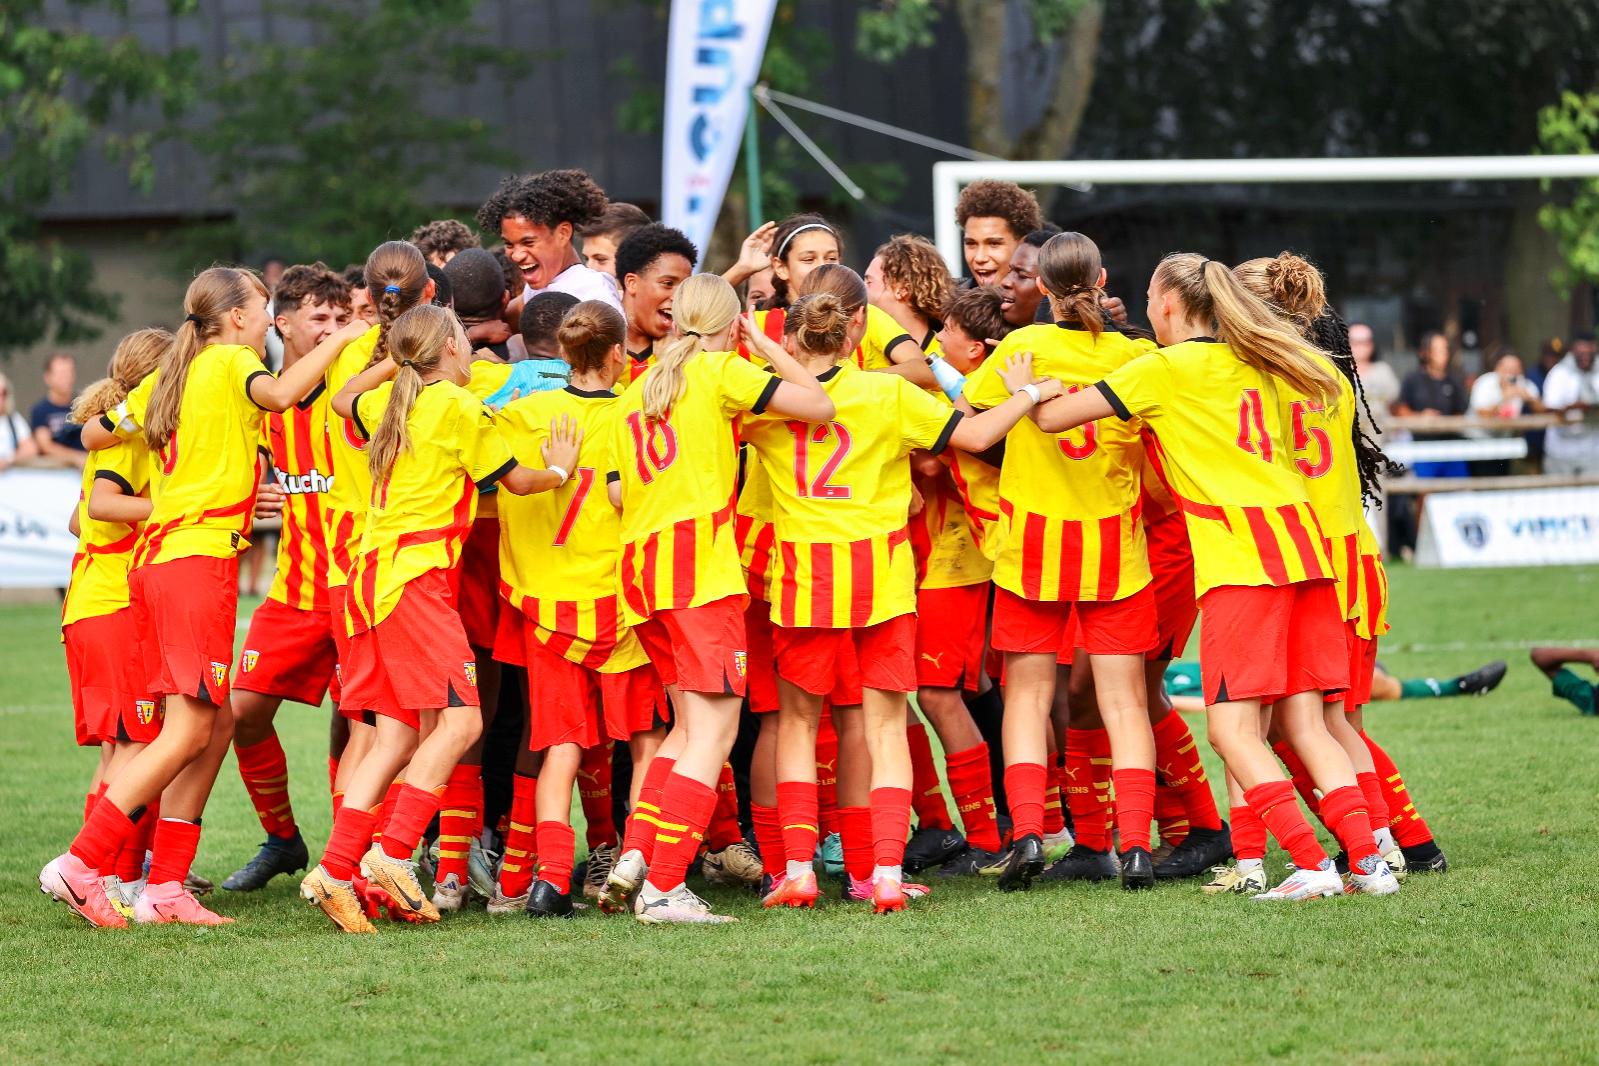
[935,845,1007,878]
[1401,840,1449,874]
[1119,846,1155,891]
[1153,823,1232,880]
[1040,844,1119,883]
[1456,660,1508,697]
[221,830,310,892]
[996,833,1045,892]
[525,879,575,918]
[902,826,967,873]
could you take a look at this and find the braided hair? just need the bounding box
[1306,307,1403,507]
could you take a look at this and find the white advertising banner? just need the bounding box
[661,0,777,257]
[0,467,80,588]
[1415,486,1599,567]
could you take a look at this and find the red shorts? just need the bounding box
[1199,581,1349,706]
[340,569,479,728]
[64,608,160,745]
[328,584,354,699]
[234,597,340,708]
[774,613,918,701]
[1145,511,1197,661]
[745,600,780,713]
[452,516,500,650]
[635,595,749,696]
[129,555,240,705]
[492,595,526,667]
[1334,623,1379,711]
[915,583,988,691]
[525,633,668,750]
[992,584,1159,659]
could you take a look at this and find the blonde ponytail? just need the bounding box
[367,304,457,484]
[1233,252,1327,337]
[72,327,173,425]
[643,272,739,421]
[146,267,268,450]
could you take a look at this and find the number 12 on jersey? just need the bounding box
[785,420,853,499]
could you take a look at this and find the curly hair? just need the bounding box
[955,180,1042,239]
[873,234,951,324]
[476,169,609,235]
[409,219,479,263]
[272,262,351,317]
[614,223,699,282]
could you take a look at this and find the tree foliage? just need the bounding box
[1539,92,1599,292]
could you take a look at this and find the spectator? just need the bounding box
[261,256,287,290]
[1350,322,1399,437]
[1469,351,1542,418]
[1541,330,1599,475]
[29,352,85,466]
[1397,330,1469,477]
[1529,336,1565,392]
[0,371,40,471]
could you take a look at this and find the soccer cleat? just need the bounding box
[997,833,1045,892]
[1119,846,1156,891]
[1041,827,1075,863]
[819,833,844,878]
[844,873,931,901]
[431,872,468,913]
[1457,659,1507,696]
[1150,842,1177,866]
[487,887,531,915]
[135,880,234,925]
[525,879,575,918]
[935,845,1008,878]
[184,870,215,897]
[360,846,439,923]
[634,881,739,925]
[1402,841,1449,874]
[101,875,135,921]
[115,876,146,913]
[1252,859,1343,901]
[902,826,966,873]
[583,843,617,900]
[300,865,376,934]
[222,831,310,892]
[1382,845,1408,881]
[1154,824,1234,881]
[702,840,764,888]
[871,875,907,914]
[1202,862,1266,895]
[762,870,820,909]
[467,837,500,901]
[1041,844,1119,883]
[1348,854,1401,896]
[598,848,646,915]
[39,854,127,928]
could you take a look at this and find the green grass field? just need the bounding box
[3,565,1597,1063]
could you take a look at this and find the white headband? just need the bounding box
[776,222,836,259]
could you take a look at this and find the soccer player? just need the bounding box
[862,235,948,390]
[1163,658,1506,710]
[997,229,1057,328]
[1025,251,1400,900]
[517,290,582,391]
[43,266,356,927]
[299,303,577,933]
[598,272,834,924]
[616,222,697,380]
[955,180,1043,287]
[579,201,651,276]
[410,219,480,267]
[1531,648,1599,716]
[223,263,355,893]
[476,168,622,311]
[443,247,512,360]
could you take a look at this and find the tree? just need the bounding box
[183,0,522,268]
[0,1,195,358]
[1538,92,1599,292]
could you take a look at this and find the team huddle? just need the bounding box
[38,169,1450,932]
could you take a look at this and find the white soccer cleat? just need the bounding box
[1252,859,1344,901]
[597,848,646,915]
[115,876,146,912]
[1041,827,1075,862]
[1382,845,1408,882]
[1348,854,1401,896]
[634,881,738,925]
[431,873,469,913]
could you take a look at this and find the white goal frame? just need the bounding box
[931,156,1599,271]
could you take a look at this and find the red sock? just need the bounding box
[750,802,784,877]
[1152,710,1222,831]
[115,801,157,882]
[380,783,441,861]
[83,782,106,825]
[870,786,912,868]
[69,797,135,870]
[1360,731,1435,847]
[944,743,1002,851]
[907,722,955,831]
[1003,762,1048,840]
[434,764,480,883]
[704,762,743,851]
[647,773,718,892]
[1271,739,1321,818]
[775,780,819,865]
[535,821,577,894]
[839,805,873,881]
[499,773,538,897]
[1244,780,1326,869]
[1064,728,1110,849]
[236,734,297,838]
[1356,771,1389,842]
[816,717,840,836]
[578,743,617,851]
[1043,763,1066,835]
[623,755,675,859]
[1229,803,1268,861]
[328,754,338,794]
[1319,784,1378,865]
[1154,781,1190,847]
[374,781,404,844]
[321,806,377,881]
[147,818,201,887]
[1112,767,1156,852]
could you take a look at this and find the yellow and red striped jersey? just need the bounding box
[62,437,153,629]
[744,304,931,372]
[744,364,960,628]
[495,385,646,672]
[346,380,514,632]
[323,326,380,588]
[263,384,335,612]
[107,345,270,567]
[626,344,655,384]
[965,323,1154,603]
[1353,527,1390,640]
[1097,339,1334,598]
[609,348,780,623]
[735,448,777,601]
[909,392,992,590]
